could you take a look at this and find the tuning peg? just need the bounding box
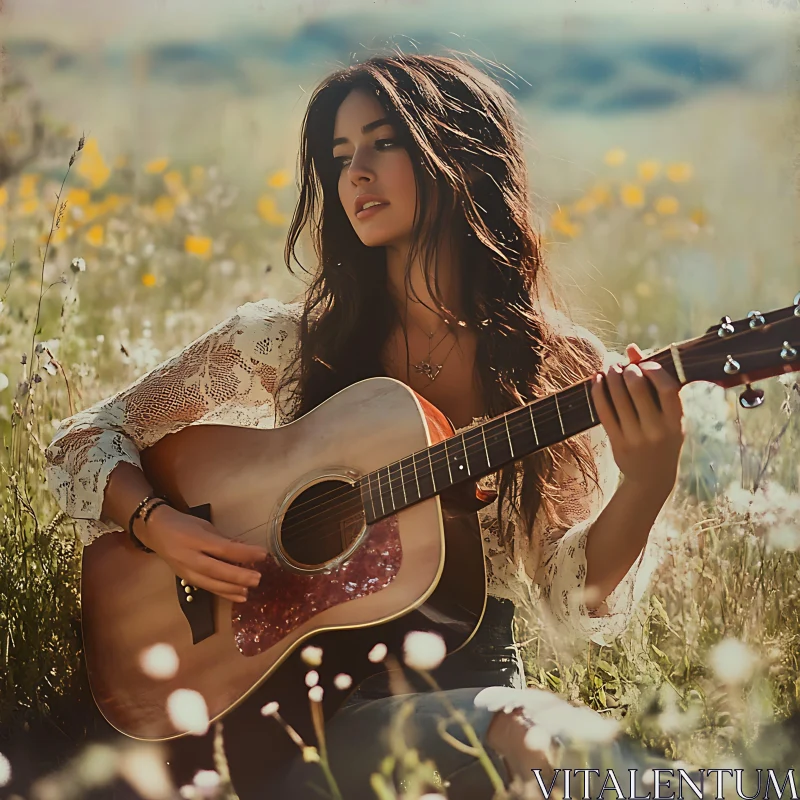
[781,341,798,361]
[794,291,800,316]
[723,354,741,375]
[717,316,735,337]
[747,310,766,328]
[739,384,765,409]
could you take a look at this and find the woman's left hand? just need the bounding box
[591,342,686,497]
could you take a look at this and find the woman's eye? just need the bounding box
[333,139,399,171]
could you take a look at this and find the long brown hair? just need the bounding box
[278,53,604,559]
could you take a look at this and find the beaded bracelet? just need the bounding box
[128,494,166,553]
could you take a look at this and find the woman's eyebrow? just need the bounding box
[332,118,392,148]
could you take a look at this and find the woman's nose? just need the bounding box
[347,149,375,183]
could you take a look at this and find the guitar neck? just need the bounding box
[359,347,681,523]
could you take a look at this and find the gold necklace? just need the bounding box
[405,314,457,383]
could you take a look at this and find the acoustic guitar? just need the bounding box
[80,296,800,754]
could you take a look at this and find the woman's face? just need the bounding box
[333,89,418,249]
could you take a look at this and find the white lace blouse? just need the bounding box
[45,297,661,646]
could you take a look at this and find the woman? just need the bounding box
[46,54,683,798]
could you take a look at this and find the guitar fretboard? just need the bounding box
[358,375,600,524]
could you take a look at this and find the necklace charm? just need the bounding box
[413,360,443,381]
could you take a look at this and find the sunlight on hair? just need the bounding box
[403,631,446,671]
[167,689,210,736]
[139,643,180,680]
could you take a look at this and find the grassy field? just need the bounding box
[0,43,799,797]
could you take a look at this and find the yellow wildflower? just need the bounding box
[20,198,39,216]
[637,160,661,182]
[572,195,597,215]
[77,138,111,190]
[257,195,287,226]
[85,224,104,247]
[142,273,157,287]
[0,187,7,206]
[83,203,102,222]
[267,170,291,189]
[145,157,170,175]
[690,208,708,227]
[588,184,612,206]
[184,235,212,258]
[655,196,679,215]
[163,170,184,194]
[153,195,176,222]
[20,174,40,199]
[665,162,693,182]
[604,148,626,167]
[620,184,645,208]
[67,188,91,206]
[550,207,581,238]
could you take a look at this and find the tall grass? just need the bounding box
[0,104,798,796]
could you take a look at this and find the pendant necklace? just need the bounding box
[406,315,459,383]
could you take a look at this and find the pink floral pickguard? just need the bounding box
[231,516,402,657]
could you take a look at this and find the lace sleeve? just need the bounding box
[45,298,302,545]
[529,343,664,647]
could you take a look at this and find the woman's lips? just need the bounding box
[355,202,389,220]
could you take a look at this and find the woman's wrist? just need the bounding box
[130,497,171,552]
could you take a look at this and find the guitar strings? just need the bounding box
[229,347,798,545]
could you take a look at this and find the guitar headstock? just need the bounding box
[668,291,800,407]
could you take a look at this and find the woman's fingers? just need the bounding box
[195,551,263,589]
[200,531,268,566]
[591,373,622,441]
[621,363,663,435]
[605,364,640,438]
[180,568,249,603]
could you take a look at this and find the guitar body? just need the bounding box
[80,376,487,750]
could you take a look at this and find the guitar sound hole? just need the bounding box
[279,479,366,569]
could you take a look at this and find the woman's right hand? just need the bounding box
[134,504,268,603]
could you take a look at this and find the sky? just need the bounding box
[3,0,799,42]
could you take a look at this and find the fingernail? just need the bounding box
[250,573,261,587]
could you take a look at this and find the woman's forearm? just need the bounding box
[101,461,156,531]
[583,476,672,612]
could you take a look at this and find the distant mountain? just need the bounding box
[3,13,789,114]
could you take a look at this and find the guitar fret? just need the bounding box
[373,470,384,517]
[529,404,539,444]
[584,381,596,423]
[554,393,564,434]
[412,453,421,499]
[462,433,471,474]
[444,440,454,484]
[399,461,408,505]
[387,466,396,511]
[505,415,515,457]
[428,448,437,492]
[482,425,490,464]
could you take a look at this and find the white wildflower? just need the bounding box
[333,673,352,691]
[0,752,10,787]
[0,373,8,392]
[367,643,388,663]
[139,643,180,680]
[767,523,800,552]
[166,689,209,736]
[403,631,446,671]
[301,645,323,666]
[308,685,324,703]
[709,638,759,685]
[118,745,173,799]
[76,743,118,788]
[70,256,86,273]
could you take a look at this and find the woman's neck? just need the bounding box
[384,234,465,333]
